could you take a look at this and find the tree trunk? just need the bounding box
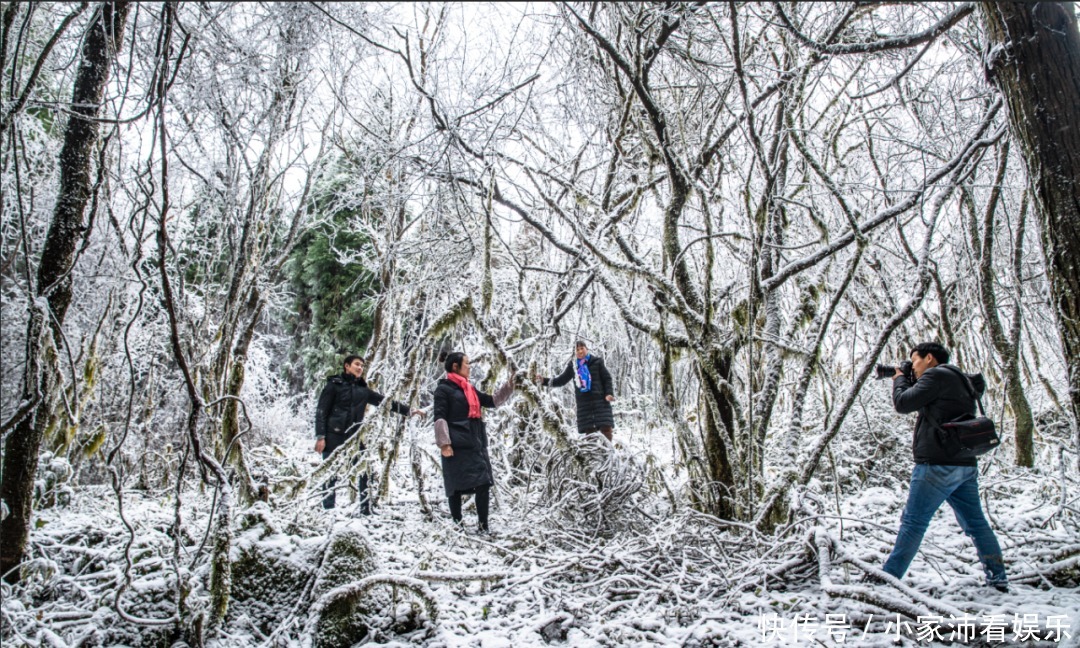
[217,289,262,502]
[697,348,741,519]
[0,1,130,583]
[981,2,1080,460]
[969,144,1036,467]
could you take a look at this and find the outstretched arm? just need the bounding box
[477,376,516,408]
[368,389,424,418]
[389,399,411,416]
[492,378,515,406]
[544,361,575,388]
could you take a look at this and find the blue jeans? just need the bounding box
[883,464,1007,585]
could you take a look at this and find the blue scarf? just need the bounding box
[575,356,592,393]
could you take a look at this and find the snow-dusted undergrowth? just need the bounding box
[4,412,1077,647]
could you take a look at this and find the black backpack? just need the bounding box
[924,366,1001,460]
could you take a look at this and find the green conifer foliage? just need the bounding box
[285,176,379,388]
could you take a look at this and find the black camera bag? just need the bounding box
[924,366,1001,460]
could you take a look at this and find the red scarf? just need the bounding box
[445,372,482,419]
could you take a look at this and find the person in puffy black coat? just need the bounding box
[878,342,1008,591]
[432,351,514,534]
[315,354,422,512]
[536,341,615,441]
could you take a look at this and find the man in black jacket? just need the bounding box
[315,354,421,512]
[880,342,1009,591]
[536,341,615,441]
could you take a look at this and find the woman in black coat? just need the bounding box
[536,341,615,441]
[432,351,514,534]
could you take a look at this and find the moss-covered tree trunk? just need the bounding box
[0,1,130,583]
[971,143,1036,466]
[218,289,263,503]
[981,2,1080,460]
[697,349,740,519]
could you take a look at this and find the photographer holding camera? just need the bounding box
[874,342,1009,592]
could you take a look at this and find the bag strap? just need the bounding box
[939,365,986,417]
[920,404,967,455]
[920,409,945,434]
[917,409,954,457]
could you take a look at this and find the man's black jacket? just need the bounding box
[892,364,978,466]
[315,372,409,453]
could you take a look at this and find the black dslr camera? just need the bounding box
[875,360,913,381]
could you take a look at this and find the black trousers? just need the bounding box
[321,450,369,513]
[448,485,490,530]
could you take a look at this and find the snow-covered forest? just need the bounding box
[2,2,1079,646]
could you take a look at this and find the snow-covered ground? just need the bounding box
[5,412,1077,648]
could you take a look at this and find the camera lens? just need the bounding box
[875,364,896,380]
